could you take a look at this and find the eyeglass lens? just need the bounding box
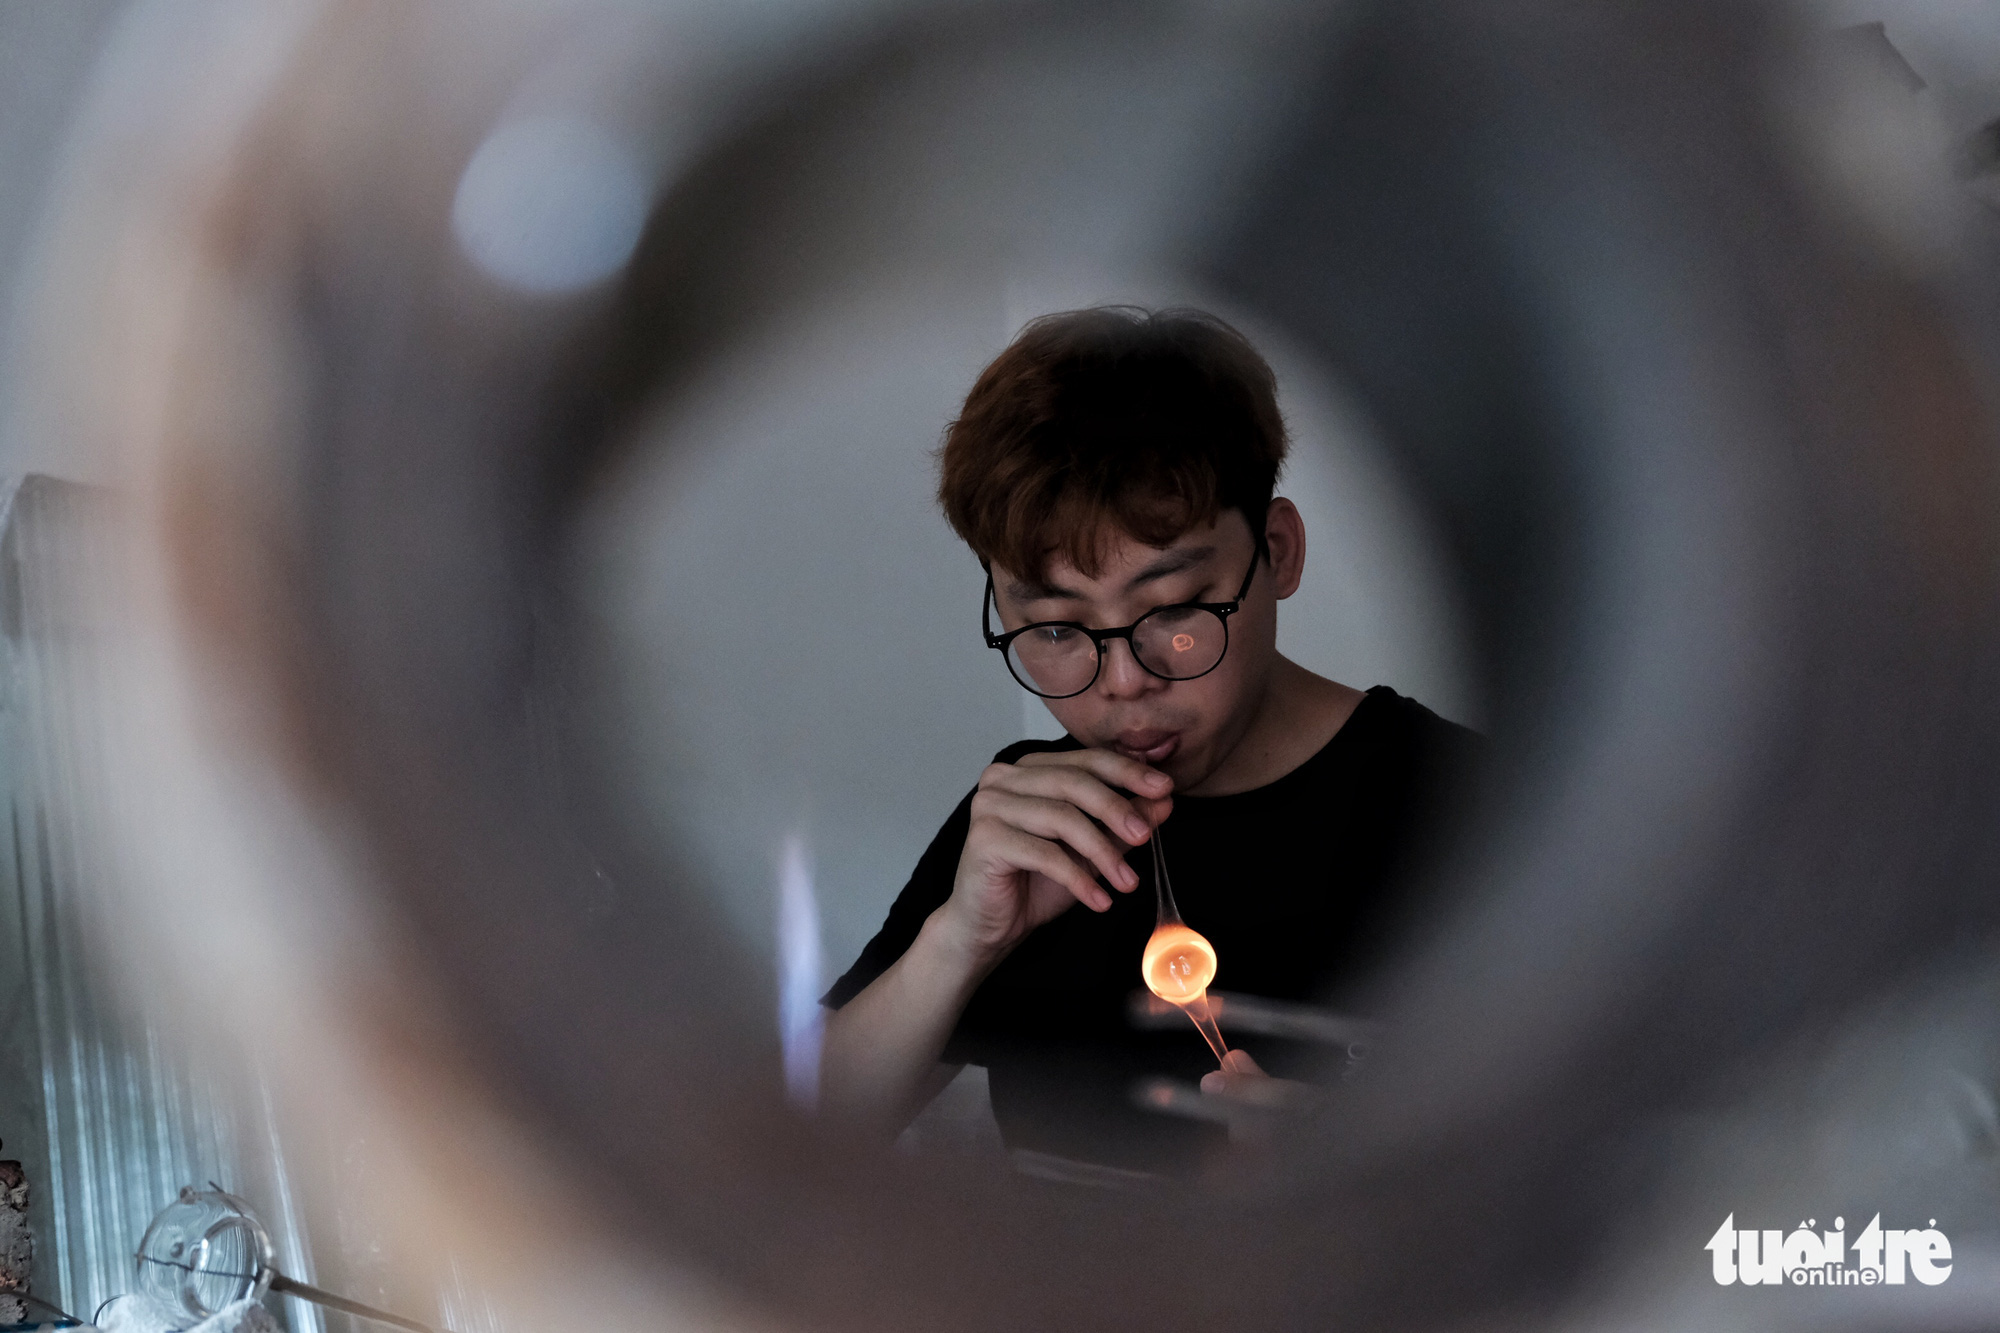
[1007,605,1228,697]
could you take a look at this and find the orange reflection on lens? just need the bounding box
[1171,633,1195,652]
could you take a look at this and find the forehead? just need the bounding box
[999,514,1243,600]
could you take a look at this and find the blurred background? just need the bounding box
[4,0,1999,967]
[1,2,1999,1332]
[0,0,1996,965]
[0,0,1483,975]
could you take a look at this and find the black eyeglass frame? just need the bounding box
[982,543,1264,699]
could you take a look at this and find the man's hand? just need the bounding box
[1199,1049,1315,1146]
[933,748,1173,965]
[1198,1049,1304,1105]
[822,749,1170,1138]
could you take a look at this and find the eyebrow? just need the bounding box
[1004,545,1219,604]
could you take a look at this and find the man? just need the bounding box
[820,306,1478,1175]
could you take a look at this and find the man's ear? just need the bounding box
[1263,498,1306,599]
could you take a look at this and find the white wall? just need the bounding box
[0,1,129,485]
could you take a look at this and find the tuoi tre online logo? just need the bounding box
[1707,1215,1951,1287]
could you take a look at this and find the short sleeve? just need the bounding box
[821,787,976,1009]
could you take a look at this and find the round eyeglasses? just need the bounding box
[982,551,1260,699]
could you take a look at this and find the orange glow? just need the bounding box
[1142,923,1217,1001]
[1143,924,1228,1066]
[1171,632,1195,652]
[1142,835,1229,1068]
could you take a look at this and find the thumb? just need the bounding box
[1221,1048,1265,1077]
[1199,1049,1267,1095]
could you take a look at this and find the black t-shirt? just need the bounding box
[824,685,1481,1175]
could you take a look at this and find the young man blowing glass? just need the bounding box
[820,306,1478,1175]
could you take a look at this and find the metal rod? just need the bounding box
[268,1274,452,1333]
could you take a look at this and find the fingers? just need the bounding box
[962,748,1178,922]
[1199,1051,1265,1096]
[1201,1050,1267,1095]
[983,754,1172,847]
[1221,1048,1264,1077]
[1016,747,1174,801]
[1198,1057,1307,1110]
[973,789,1140,893]
[984,822,1116,912]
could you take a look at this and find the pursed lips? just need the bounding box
[1112,730,1179,764]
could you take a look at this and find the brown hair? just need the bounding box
[938,306,1288,579]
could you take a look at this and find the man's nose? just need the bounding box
[1095,636,1165,699]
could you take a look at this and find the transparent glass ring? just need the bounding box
[134,1186,276,1322]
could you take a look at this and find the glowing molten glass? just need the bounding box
[1171,632,1196,653]
[1144,833,1230,1069]
[1143,924,1217,1002]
